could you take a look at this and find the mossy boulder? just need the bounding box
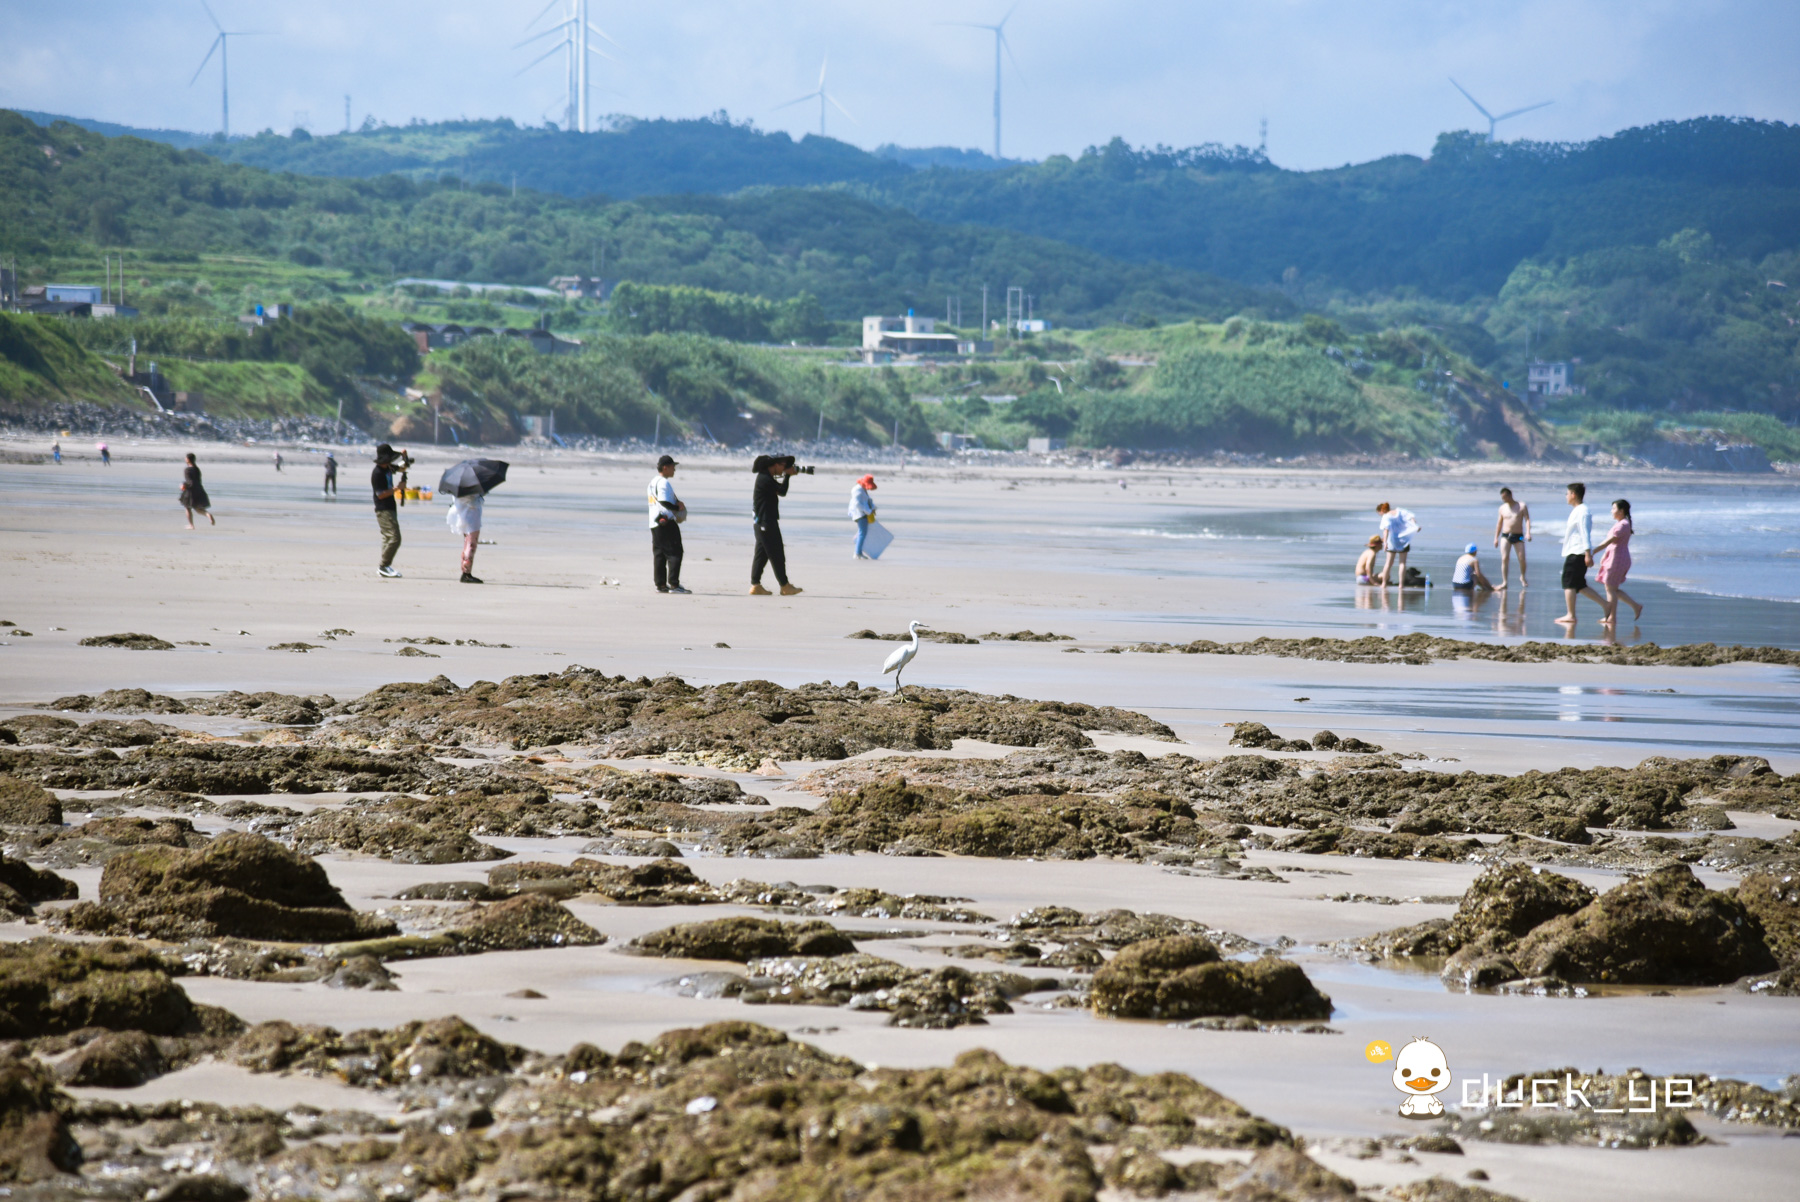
[0,853,77,915]
[1732,872,1800,966]
[1091,936,1332,1021]
[68,832,397,943]
[0,774,61,825]
[53,1030,168,1087]
[1513,864,1778,985]
[1450,864,1597,944]
[631,916,856,962]
[229,1015,523,1085]
[487,856,704,902]
[0,939,197,1038]
[0,1053,80,1182]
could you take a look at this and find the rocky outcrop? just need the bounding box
[0,939,200,1038]
[0,853,77,915]
[61,832,397,943]
[630,916,857,962]
[1091,937,1332,1021]
[0,774,61,825]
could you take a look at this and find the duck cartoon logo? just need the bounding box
[1389,1037,1451,1118]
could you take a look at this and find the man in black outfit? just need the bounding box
[749,454,802,596]
[372,444,404,578]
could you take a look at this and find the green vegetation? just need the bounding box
[0,110,1280,329]
[151,360,336,420]
[0,312,136,407]
[604,282,827,343]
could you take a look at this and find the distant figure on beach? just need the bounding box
[51,442,61,464]
[1555,482,1606,627]
[1374,502,1420,586]
[373,444,404,578]
[850,474,878,558]
[1355,536,1381,584]
[1593,498,1643,626]
[179,453,214,529]
[1451,543,1494,592]
[448,490,484,584]
[98,443,110,466]
[273,451,283,473]
[322,452,337,497]
[648,453,688,594]
[1493,487,1531,588]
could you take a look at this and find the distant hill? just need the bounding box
[13,109,217,151]
[31,109,1797,302]
[0,110,1282,328]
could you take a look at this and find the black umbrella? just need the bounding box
[438,458,509,497]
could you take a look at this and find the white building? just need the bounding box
[862,313,964,355]
[1527,361,1574,396]
[45,284,103,304]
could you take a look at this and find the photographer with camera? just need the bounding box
[372,443,409,578]
[648,454,689,594]
[749,454,809,596]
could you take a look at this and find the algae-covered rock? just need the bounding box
[1441,1068,1705,1148]
[1513,864,1777,985]
[53,1029,168,1087]
[487,856,704,902]
[1092,937,1332,1021]
[0,853,77,915]
[31,815,211,868]
[1733,871,1800,966]
[631,916,856,961]
[78,632,175,650]
[230,1014,524,1086]
[0,774,62,825]
[0,939,197,1038]
[46,688,192,715]
[1450,864,1597,944]
[69,832,397,943]
[3,742,445,795]
[0,1053,81,1182]
[288,789,603,864]
[1229,722,1313,752]
[330,895,603,962]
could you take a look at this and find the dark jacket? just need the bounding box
[753,471,789,527]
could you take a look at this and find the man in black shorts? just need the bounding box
[1555,482,1604,625]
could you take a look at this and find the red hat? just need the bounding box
[858,475,876,489]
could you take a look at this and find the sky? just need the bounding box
[3,0,1797,170]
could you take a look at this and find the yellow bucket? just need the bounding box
[404,487,421,500]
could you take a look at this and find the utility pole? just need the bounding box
[981,284,988,333]
[345,95,351,133]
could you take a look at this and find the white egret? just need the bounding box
[882,621,927,692]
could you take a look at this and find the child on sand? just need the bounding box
[1355,536,1381,584]
[1593,499,1642,626]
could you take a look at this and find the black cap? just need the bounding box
[657,454,678,469]
[375,443,395,459]
[751,454,773,473]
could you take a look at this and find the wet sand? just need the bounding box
[4,440,1798,1200]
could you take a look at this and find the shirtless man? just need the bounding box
[1493,487,1531,588]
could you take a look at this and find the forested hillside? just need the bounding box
[37,109,1796,302]
[0,111,1277,327]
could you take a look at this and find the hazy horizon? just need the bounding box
[5,1,1797,171]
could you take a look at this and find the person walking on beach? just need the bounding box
[1493,487,1531,588]
[1374,502,1420,586]
[1555,482,1606,626]
[749,455,802,596]
[322,452,338,497]
[849,474,877,559]
[447,489,484,584]
[1593,498,1643,626]
[648,453,689,594]
[98,443,110,466]
[1355,536,1381,585]
[179,453,214,529]
[372,444,404,578]
[51,442,61,464]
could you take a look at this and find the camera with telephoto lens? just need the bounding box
[793,464,815,475]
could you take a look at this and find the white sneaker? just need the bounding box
[378,565,401,578]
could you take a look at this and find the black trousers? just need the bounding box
[652,519,683,590]
[752,521,788,587]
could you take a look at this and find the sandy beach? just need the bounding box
[3,438,1798,1202]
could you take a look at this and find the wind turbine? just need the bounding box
[941,3,1022,160]
[518,0,618,133]
[1449,78,1552,142]
[774,56,856,139]
[188,1,271,140]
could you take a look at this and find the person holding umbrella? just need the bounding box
[648,454,689,594]
[438,457,509,584]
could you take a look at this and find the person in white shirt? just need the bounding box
[447,491,483,583]
[648,454,689,593]
[1555,482,1606,626]
[1374,502,1421,586]
[848,474,877,558]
